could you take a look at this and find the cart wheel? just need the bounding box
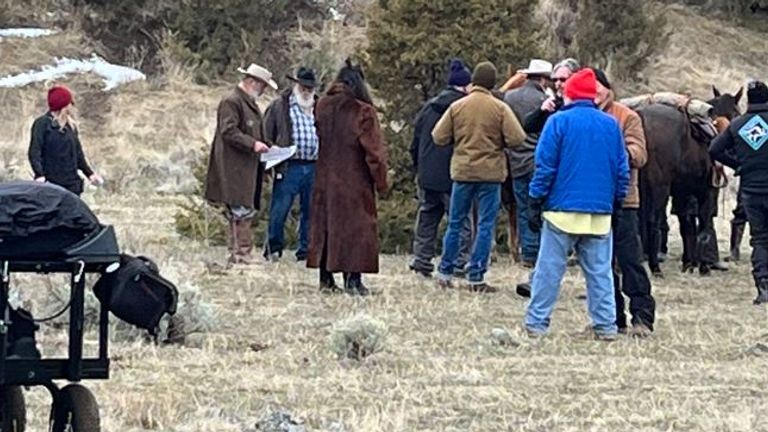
[0,386,25,432]
[50,384,100,432]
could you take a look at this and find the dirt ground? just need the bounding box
[12,191,768,432]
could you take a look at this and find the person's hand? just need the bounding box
[253,141,270,154]
[34,176,46,183]
[89,173,104,186]
[541,96,557,113]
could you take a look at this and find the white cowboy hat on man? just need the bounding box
[237,63,278,90]
[518,59,554,77]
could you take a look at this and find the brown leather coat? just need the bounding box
[306,84,388,273]
[601,93,647,208]
[204,87,266,209]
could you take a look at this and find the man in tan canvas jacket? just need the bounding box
[431,61,526,293]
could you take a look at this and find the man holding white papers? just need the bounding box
[263,67,320,262]
[205,63,276,265]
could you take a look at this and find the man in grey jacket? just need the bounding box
[503,59,553,267]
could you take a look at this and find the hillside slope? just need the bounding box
[0,5,768,431]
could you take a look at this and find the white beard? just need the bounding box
[293,87,315,112]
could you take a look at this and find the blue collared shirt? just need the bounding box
[289,95,319,160]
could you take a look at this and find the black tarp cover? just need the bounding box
[0,181,99,237]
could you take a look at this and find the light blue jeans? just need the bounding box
[525,220,617,336]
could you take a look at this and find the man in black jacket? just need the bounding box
[523,58,580,134]
[710,80,768,304]
[409,59,473,278]
[262,67,319,262]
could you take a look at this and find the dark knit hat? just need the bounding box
[592,68,611,90]
[447,59,472,87]
[48,85,73,112]
[564,68,597,101]
[472,61,497,90]
[747,80,768,105]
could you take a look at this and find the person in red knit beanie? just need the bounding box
[28,85,103,196]
[524,66,630,340]
[563,68,597,101]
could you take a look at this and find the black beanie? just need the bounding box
[447,59,472,87]
[592,68,611,90]
[748,80,768,105]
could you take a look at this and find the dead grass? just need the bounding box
[2,3,768,431]
[639,3,768,100]
[12,190,768,431]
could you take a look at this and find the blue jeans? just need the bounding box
[439,182,500,283]
[513,173,540,262]
[525,220,617,335]
[266,161,315,259]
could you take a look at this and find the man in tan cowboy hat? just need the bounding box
[503,59,553,269]
[205,63,277,265]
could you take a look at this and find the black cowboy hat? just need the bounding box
[286,67,318,89]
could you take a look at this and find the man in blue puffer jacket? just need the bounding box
[524,68,630,340]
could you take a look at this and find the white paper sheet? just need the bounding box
[262,146,297,170]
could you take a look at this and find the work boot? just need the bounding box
[515,282,531,298]
[727,222,746,262]
[628,323,653,338]
[229,219,255,264]
[344,273,370,296]
[408,263,432,279]
[319,269,339,293]
[468,282,499,294]
[754,280,768,305]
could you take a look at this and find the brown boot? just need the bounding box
[229,219,255,264]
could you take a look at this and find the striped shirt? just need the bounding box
[289,95,319,160]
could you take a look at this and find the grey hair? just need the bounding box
[553,58,581,74]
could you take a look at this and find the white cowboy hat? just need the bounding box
[518,59,554,77]
[237,63,278,90]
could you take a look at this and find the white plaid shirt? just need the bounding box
[289,95,319,160]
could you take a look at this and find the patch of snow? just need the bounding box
[329,7,346,21]
[0,54,146,90]
[0,28,58,38]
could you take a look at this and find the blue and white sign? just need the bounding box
[739,116,768,151]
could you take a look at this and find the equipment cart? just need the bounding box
[0,224,120,432]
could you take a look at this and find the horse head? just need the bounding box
[708,85,743,121]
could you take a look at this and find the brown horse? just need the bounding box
[638,103,717,277]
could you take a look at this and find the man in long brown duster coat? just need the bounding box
[307,61,388,295]
[205,64,277,264]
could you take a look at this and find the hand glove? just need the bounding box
[528,196,545,233]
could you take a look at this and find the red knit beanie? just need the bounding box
[48,86,73,112]
[564,69,597,101]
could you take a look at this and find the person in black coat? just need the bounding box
[28,85,102,196]
[408,59,474,278]
[710,80,768,304]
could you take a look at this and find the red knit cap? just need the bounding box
[564,69,597,101]
[48,86,73,112]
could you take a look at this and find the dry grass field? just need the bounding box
[2,2,768,431]
[14,192,768,432]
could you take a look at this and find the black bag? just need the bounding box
[94,255,178,335]
[0,182,102,260]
